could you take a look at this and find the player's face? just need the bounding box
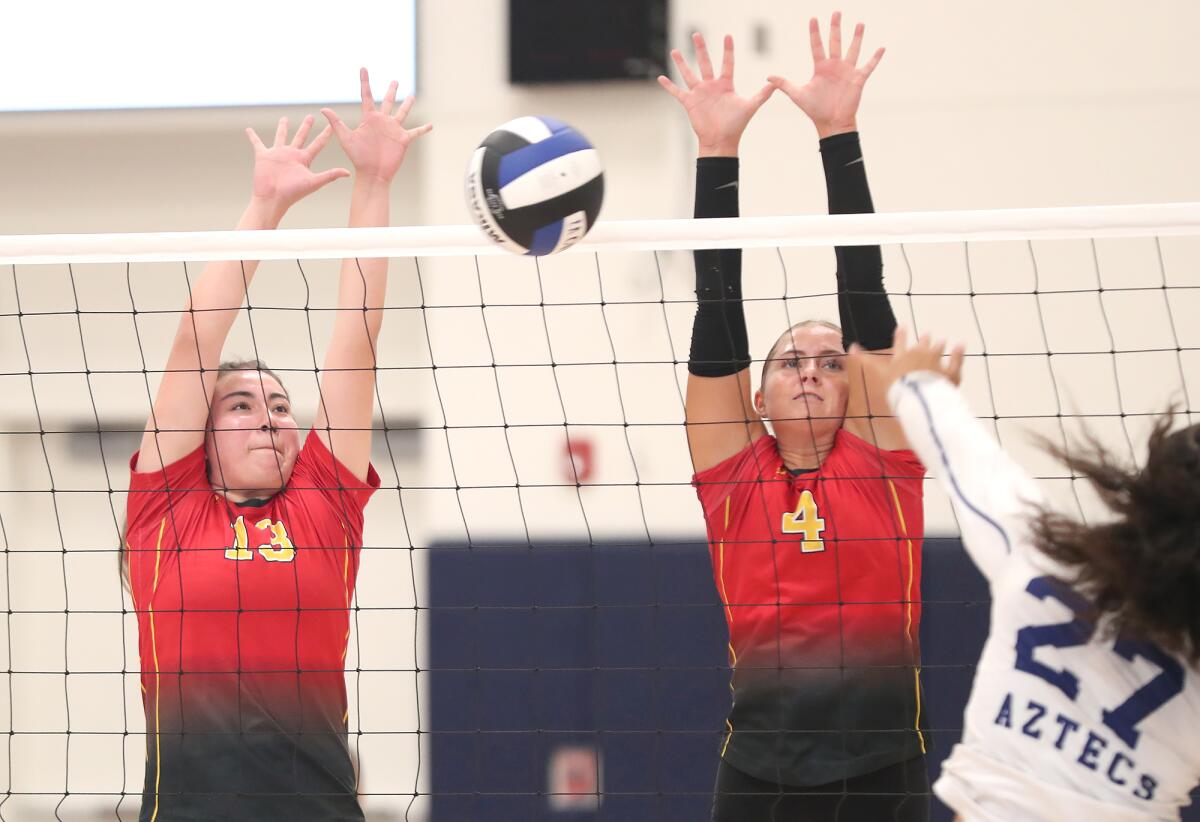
[757,325,850,434]
[204,371,301,499]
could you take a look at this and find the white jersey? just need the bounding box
[889,372,1200,822]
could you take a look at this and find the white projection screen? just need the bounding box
[0,0,417,111]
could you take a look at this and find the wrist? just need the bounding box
[242,197,286,229]
[698,139,740,158]
[354,172,394,192]
[815,120,857,140]
[349,175,391,228]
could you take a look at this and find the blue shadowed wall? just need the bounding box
[428,538,1200,821]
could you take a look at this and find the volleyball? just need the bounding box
[465,116,604,255]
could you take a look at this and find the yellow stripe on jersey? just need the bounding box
[341,523,355,735]
[149,516,166,822]
[341,524,352,666]
[716,497,737,667]
[717,496,737,757]
[720,718,735,758]
[887,479,926,755]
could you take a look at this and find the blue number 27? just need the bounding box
[1014,575,1184,748]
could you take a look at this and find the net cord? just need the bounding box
[2,203,1199,264]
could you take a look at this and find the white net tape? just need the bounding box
[2,203,1199,263]
[1,206,1198,819]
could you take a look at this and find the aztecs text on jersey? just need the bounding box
[124,431,379,822]
[694,429,926,786]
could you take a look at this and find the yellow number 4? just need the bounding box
[782,490,826,553]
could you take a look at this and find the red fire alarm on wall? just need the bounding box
[563,436,594,484]
[546,744,602,811]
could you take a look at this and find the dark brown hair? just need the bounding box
[216,358,288,395]
[1032,412,1200,659]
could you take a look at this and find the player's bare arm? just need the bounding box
[137,118,348,474]
[315,68,432,482]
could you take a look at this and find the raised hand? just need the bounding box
[850,328,966,389]
[768,11,884,139]
[322,68,432,184]
[246,115,349,218]
[657,33,774,157]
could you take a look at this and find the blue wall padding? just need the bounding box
[427,539,1200,821]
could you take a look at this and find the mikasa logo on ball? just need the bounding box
[484,188,506,219]
[464,165,511,249]
[465,115,604,256]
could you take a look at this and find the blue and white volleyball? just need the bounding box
[466,116,604,256]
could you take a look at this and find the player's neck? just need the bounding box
[220,487,279,506]
[775,423,838,472]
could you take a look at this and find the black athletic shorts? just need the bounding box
[711,755,930,822]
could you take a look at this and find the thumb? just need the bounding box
[321,108,353,142]
[311,168,351,189]
[766,75,796,96]
[657,74,684,102]
[748,82,776,113]
[946,344,966,386]
[245,127,267,154]
[407,122,434,140]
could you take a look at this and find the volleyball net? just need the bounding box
[1,204,1197,820]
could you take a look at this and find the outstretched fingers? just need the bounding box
[245,127,267,154]
[861,47,886,79]
[290,114,315,149]
[747,81,775,112]
[947,344,966,385]
[406,121,434,140]
[311,167,352,189]
[669,47,699,89]
[828,11,843,59]
[657,74,685,101]
[808,17,826,62]
[381,80,398,116]
[273,116,289,148]
[320,108,353,142]
[845,22,865,65]
[766,74,798,103]
[693,32,715,81]
[359,67,374,117]
[393,94,415,123]
[304,124,336,161]
[720,34,735,80]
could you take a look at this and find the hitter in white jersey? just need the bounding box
[851,330,1200,821]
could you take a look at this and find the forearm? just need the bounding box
[174,197,282,366]
[316,176,390,465]
[820,131,895,351]
[334,177,390,347]
[688,157,750,377]
[888,371,1042,579]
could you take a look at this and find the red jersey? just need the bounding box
[124,431,379,821]
[693,429,926,786]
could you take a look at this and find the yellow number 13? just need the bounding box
[782,490,825,553]
[225,516,296,562]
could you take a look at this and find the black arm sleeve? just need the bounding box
[820,131,896,351]
[687,157,751,377]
